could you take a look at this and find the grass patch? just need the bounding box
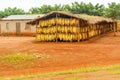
[0,52,50,64]
[0,53,35,64]
[0,52,50,69]
[65,77,87,80]
[107,69,120,75]
[1,64,120,80]
[0,78,8,80]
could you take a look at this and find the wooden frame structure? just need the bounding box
[27,11,116,42]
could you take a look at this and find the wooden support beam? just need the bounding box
[96,24,99,36]
[99,25,101,35]
[113,22,116,36]
[80,20,83,41]
[103,23,105,34]
[77,19,80,42]
[86,22,89,40]
[36,21,38,40]
[56,13,58,42]
[115,22,117,32]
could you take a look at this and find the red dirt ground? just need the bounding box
[0,32,120,77]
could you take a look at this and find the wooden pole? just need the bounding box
[99,25,101,35]
[108,23,110,31]
[70,16,73,42]
[103,23,105,34]
[96,24,99,36]
[36,21,38,40]
[115,22,117,32]
[86,26,89,40]
[80,20,83,41]
[113,22,116,36]
[89,25,91,38]
[56,13,58,42]
[79,19,83,40]
[95,24,97,36]
[77,19,80,42]
[86,22,89,40]
[92,24,94,37]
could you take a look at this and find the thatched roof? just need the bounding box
[75,14,113,24]
[27,11,87,25]
[27,11,113,25]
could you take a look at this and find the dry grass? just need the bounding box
[1,64,120,80]
[0,52,50,69]
[65,77,87,80]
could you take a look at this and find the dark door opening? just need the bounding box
[16,23,21,34]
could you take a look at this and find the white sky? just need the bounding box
[0,0,119,11]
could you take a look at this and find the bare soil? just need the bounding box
[0,32,120,80]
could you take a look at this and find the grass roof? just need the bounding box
[27,11,113,25]
[75,14,113,24]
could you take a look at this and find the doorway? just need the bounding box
[16,22,21,34]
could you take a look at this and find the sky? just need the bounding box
[0,0,119,11]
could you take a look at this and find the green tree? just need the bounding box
[104,2,120,36]
[67,2,105,16]
[104,2,120,19]
[52,4,64,11]
[63,4,71,12]
[0,11,5,18]
[92,3,105,16]
[29,7,40,14]
[0,7,25,18]
[1,1,120,19]
[39,5,53,14]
